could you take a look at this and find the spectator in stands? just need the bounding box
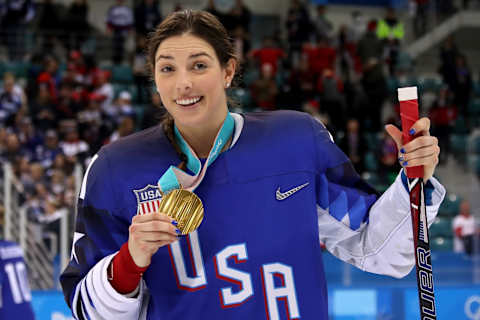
[131,36,149,104]
[30,84,56,131]
[285,0,312,61]
[37,0,61,52]
[348,10,366,44]
[0,133,28,163]
[114,90,135,121]
[37,56,60,103]
[59,126,89,165]
[378,129,400,183]
[92,70,115,117]
[376,7,404,75]
[77,93,103,149]
[250,63,278,110]
[106,0,134,64]
[453,200,477,255]
[337,24,356,81]
[314,5,333,42]
[429,87,457,164]
[451,54,472,119]
[64,50,88,87]
[0,127,7,153]
[22,162,47,198]
[317,69,346,131]
[357,20,383,69]
[204,0,226,28]
[141,92,165,129]
[302,36,336,80]
[134,0,162,38]
[224,0,251,34]
[413,0,430,38]
[249,37,286,77]
[376,7,404,42]
[55,83,80,121]
[0,73,27,127]
[436,0,456,21]
[15,117,42,158]
[231,26,251,66]
[287,54,316,107]
[0,0,35,61]
[360,55,387,132]
[302,99,332,130]
[35,129,63,169]
[64,0,90,51]
[338,118,366,174]
[106,116,135,144]
[439,36,459,89]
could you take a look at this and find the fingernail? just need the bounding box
[398,156,404,162]
[403,161,408,166]
[175,228,182,235]
[400,148,406,154]
[171,220,178,226]
[409,128,416,136]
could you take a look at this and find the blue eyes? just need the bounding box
[159,63,207,73]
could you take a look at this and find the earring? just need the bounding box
[225,82,230,88]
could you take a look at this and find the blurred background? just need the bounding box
[0,0,479,319]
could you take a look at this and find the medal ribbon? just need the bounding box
[158,112,234,194]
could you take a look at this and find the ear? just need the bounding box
[223,58,236,86]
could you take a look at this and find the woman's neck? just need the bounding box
[175,112,230,159]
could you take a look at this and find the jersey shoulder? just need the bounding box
[0,241,24,264]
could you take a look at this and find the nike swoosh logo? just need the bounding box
[276,182,310,201]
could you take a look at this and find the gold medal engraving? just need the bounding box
[158,189,204,235]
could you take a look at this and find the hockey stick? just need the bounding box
[398,87,437,320]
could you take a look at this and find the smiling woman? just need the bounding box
[60,9,446,320]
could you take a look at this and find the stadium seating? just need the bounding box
[429,216,452,238]
[364,151,378,171]
[418,76,444,94]
[470,134,480,154]
[450,133,468,154]
[0,61,29,79]
[468,154,480,175]
[430,236,453,251]
[438,193,461,217]
[111,64,134,84]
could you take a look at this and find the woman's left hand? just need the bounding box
[385,117,440,181]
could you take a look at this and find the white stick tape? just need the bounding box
[397,86,418,101]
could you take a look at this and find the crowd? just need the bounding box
[0,0,478,253]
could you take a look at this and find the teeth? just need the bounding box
[176,96,201,105]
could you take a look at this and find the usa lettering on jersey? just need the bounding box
[133,184,163,215]
[169,232,300,319]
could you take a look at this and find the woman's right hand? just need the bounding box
[128,213,179,268]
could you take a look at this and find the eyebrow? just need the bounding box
[156,52,214,62]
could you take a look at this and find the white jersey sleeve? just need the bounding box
[318,171,445,278]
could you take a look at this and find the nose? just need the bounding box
[175,70,192,93]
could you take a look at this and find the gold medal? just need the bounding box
[158,189,204,235]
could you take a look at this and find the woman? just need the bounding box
[60,10,444,320]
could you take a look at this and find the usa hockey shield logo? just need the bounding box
[133,184,163,215]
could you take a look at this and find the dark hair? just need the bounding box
[147,10,236,77]
[146,10,238,162]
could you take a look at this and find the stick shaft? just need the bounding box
[407,177,436,320]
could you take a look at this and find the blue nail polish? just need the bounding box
[400,148,405,154]
[172,220,178,226]
[176,228,181,235]
[403,161,408,166]
[398,156,404,162]
[409,128,416,135]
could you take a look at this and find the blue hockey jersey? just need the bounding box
[0,240,35,320]
[60,111,445,320]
